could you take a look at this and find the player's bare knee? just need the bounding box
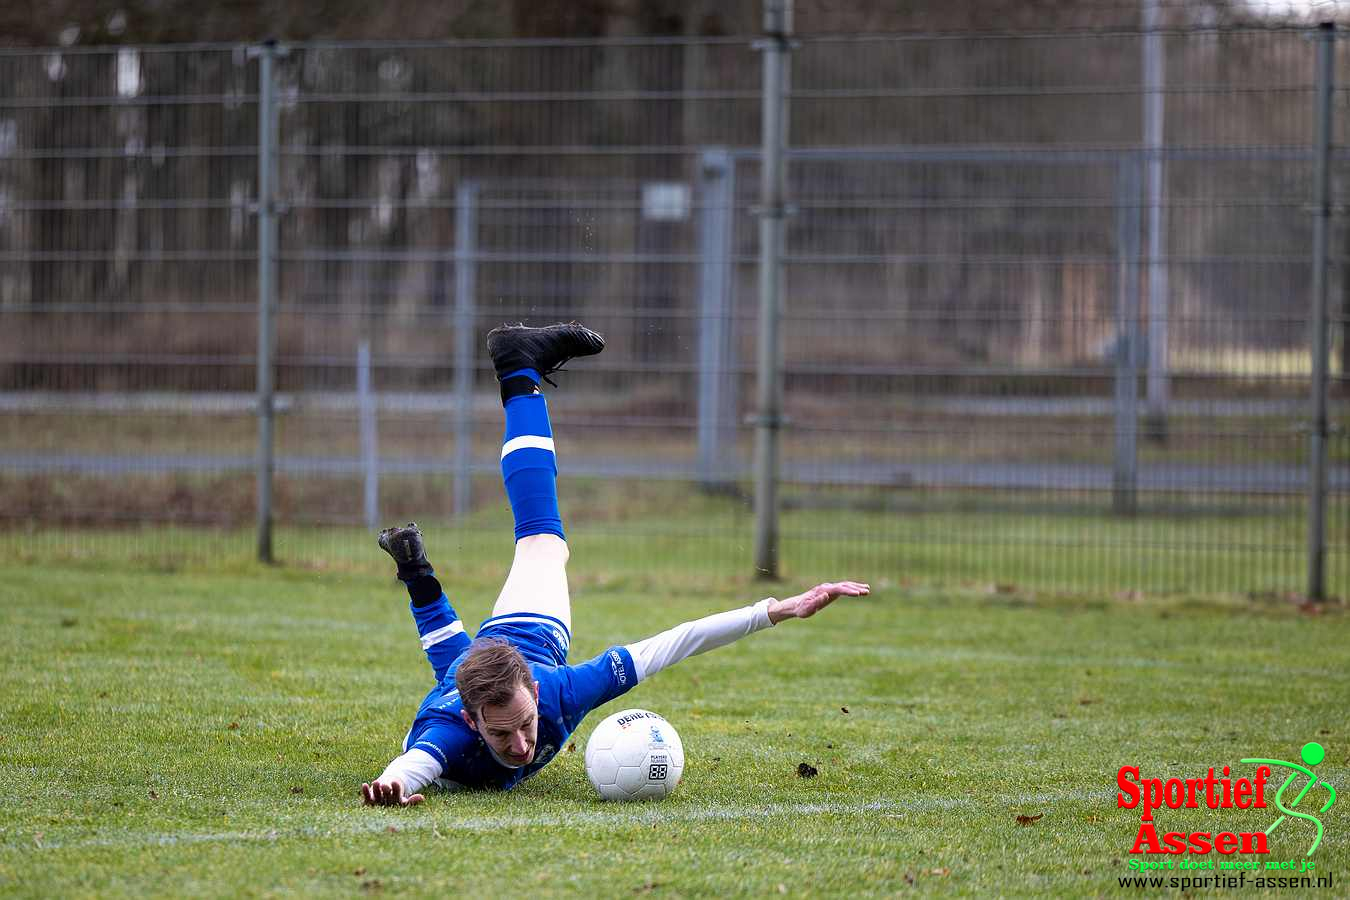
[515,533,569,565]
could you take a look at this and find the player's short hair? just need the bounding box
[457,638,532,718]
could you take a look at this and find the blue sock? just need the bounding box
[500,374,564,541]
[502,367,541,384]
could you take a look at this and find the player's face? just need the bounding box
[473,682,540,766]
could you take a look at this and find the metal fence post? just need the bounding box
[1114,155,1142,516]
[358,339,378,530]
[752,0,793,579]
[253,40,282,563]
[1143,1,1170,442]
[697,148,735,488]
[1308,22,1335,602]
[453,181,479,520]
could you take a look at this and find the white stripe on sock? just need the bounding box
[419,620,465,650]
[500,435,555,460]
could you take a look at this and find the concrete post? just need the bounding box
[697,149,735,488]
[453,181,478,520]
[1114,156,1142,516]
[1143,1,1170,442]
[358,339,378,530]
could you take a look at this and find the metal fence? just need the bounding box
[1,28,1347,596]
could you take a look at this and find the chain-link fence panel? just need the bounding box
[0,31,1344,595]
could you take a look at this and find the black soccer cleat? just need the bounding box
[377,522,434,581]
[486,322,605,387]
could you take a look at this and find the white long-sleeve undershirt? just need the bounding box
[372,598,777,794]
[623,597,776,682]
[377,747,444,796]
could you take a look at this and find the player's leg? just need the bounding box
[484,323,604,637]
[377,523,470,683]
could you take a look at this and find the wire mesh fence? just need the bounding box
[1,29,1346,595]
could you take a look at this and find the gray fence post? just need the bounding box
[697,149,735,488]
[358,339,378,530]
[1143,0,1170,442]
[1308,22,1335,602]
[253,40,282,563]
[752,0,793,579]
[1114,155,1142,516]
[453,181,479,520]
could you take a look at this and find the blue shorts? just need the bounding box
[475,611,571,668]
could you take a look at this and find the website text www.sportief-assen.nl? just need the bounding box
[1118,872,1334,891]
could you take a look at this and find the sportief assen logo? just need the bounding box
[1116,742,1336,861]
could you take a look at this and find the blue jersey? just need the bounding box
[403,611,638,790]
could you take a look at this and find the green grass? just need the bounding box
[0,526,1347,897]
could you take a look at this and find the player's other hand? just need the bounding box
[768,581,870,623]
[361,779,424,807]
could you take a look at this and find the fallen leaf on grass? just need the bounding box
[386,825,398,834]
[796,762,818,778]
[1016,814,1043,826]
[227,722,239,730]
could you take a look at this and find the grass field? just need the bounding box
[1,526,1346,897]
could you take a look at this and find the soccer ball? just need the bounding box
[584,708,684,801]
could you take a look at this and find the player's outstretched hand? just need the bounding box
[361,779,424,807]
[768,581,870,623]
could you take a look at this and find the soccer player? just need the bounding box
[362,323,869,805]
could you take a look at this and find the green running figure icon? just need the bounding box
[1240,742,1337,857]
